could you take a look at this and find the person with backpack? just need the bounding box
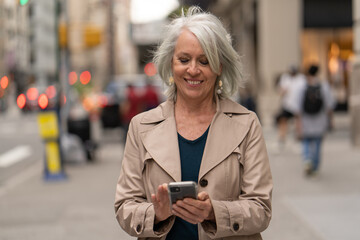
[295,65,335,176]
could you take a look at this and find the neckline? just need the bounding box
[177,125,210,143]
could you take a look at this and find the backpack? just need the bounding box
[303,84,323,114]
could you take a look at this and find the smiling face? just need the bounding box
[172,29,220,104]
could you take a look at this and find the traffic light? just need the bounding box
[58,24,67,48]
[80,71,91,85]
[26,87,39,101]
[144,62,157,76]
[0,76,9,89]
[17,94,26,109]
[38,94,49,109]
[68,71,77,85]
[83,25,102,48]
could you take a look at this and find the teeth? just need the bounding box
[187,80,201,85]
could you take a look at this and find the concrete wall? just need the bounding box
[1,0,30,74]
[257,0,302,124]
[208,0,258,102]
[0,0,5,75]
[114,0,138,75]
[67,0,136,88]
[67,0,108,89]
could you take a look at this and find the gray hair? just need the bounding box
[153,6,244,101]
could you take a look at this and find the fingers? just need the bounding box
[151,194,157,204]
[172,200,209,223]
[197,191,209,201]
[152,187,215,224]
[152,184,172,223]
[157,183,169,202]
[154,183,170,206]
[172,193,214,224]
[172,201,202,224]
[196,193,215,221]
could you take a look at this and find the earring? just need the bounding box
[169,76,174,86]
[217,80,223,94]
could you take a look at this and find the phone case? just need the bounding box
[168,181,197,205]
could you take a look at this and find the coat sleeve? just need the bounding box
[114,117,173,238]
[202,113,273,238]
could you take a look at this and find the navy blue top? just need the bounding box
[166,127,209,240]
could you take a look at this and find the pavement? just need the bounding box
[0,112,359,240]
[262,112,360,240]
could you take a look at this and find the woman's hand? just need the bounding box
[171,191,215,224]
[151,183,172,223]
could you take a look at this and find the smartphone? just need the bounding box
[168,181,198,206]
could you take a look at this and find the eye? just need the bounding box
[199,58,209,65]
[179,58,189,63]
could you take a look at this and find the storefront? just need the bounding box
[302,0,353,111]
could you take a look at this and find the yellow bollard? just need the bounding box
[37,111,66,181]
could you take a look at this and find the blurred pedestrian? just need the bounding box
[295,65,335,176]
[276,65,306,149]
[239,87,257,114]
[114,6,272,240]
[142,80,160,111]
[121,84,142,142]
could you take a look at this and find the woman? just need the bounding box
[115,7,272,240]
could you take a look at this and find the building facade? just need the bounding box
[351,0,360,146]
[205,0,359,145]
[208,0,257,102]
[66,0,137,89]
[1,0,30,96]
[29,0,58,86]
[0,0,4,76]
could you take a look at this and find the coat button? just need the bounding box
[233,222,239,231]
[199,179,208,187]
[136,224,141,232]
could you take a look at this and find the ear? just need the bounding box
[218,64,223,76]
[170,57,174,73]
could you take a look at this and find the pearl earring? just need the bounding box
[169,76,174,85]
[217,80,223,94]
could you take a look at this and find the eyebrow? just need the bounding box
[176,52,207,58]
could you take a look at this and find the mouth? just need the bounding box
[185,78,203,86]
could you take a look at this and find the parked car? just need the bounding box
[17,84,60,112]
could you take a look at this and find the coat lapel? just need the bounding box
[140,101,182,182]
[139,98,251,183]
[199,98,250,180]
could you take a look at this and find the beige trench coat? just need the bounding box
[115,98,273,240]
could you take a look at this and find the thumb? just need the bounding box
[197,191,209,201]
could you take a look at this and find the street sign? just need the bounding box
[37,111,59,139]
[37,111,66,181]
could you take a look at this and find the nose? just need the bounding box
[187,61,200,75]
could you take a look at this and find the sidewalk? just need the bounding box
[262,112,360,240]
[0,113,359,240]
[0,133,135,240]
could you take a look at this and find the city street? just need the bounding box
[0,109,43,185]
[0,109,133,239]
[262,113,360,240]
[1,0,360,239]
[0,110,359,240]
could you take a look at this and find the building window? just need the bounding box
[303,0,352,28]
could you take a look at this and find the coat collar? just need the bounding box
[140,97,251,182]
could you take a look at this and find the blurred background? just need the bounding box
[0,0,360,239]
